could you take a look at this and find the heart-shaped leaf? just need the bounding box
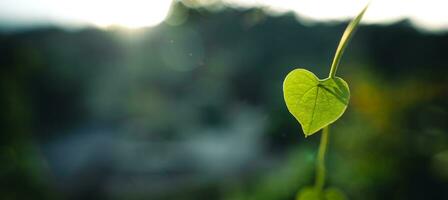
[283,69,350,136]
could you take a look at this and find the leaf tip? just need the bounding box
[303,129,314,138]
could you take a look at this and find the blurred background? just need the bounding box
[1,0,448,199]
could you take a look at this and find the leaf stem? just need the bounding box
[315,126,329,191]
[328,5,368,79]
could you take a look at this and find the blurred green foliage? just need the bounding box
[297,187,347,200]
[1,1,448,200]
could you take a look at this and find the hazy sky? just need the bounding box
[0,0,447,31]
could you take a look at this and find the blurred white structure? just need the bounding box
[0,0,447,31]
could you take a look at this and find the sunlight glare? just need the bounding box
[0,0,173,29]
[68,0,173,28]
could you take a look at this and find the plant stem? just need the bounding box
[315,126,329,191]
[328,5,368,79]
[328,43,343,79]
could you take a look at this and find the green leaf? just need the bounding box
[296,187,320,200]
[283,69,350,136]
[324,188,348,200]
[296,187,348,200]
[283,5,367,136]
